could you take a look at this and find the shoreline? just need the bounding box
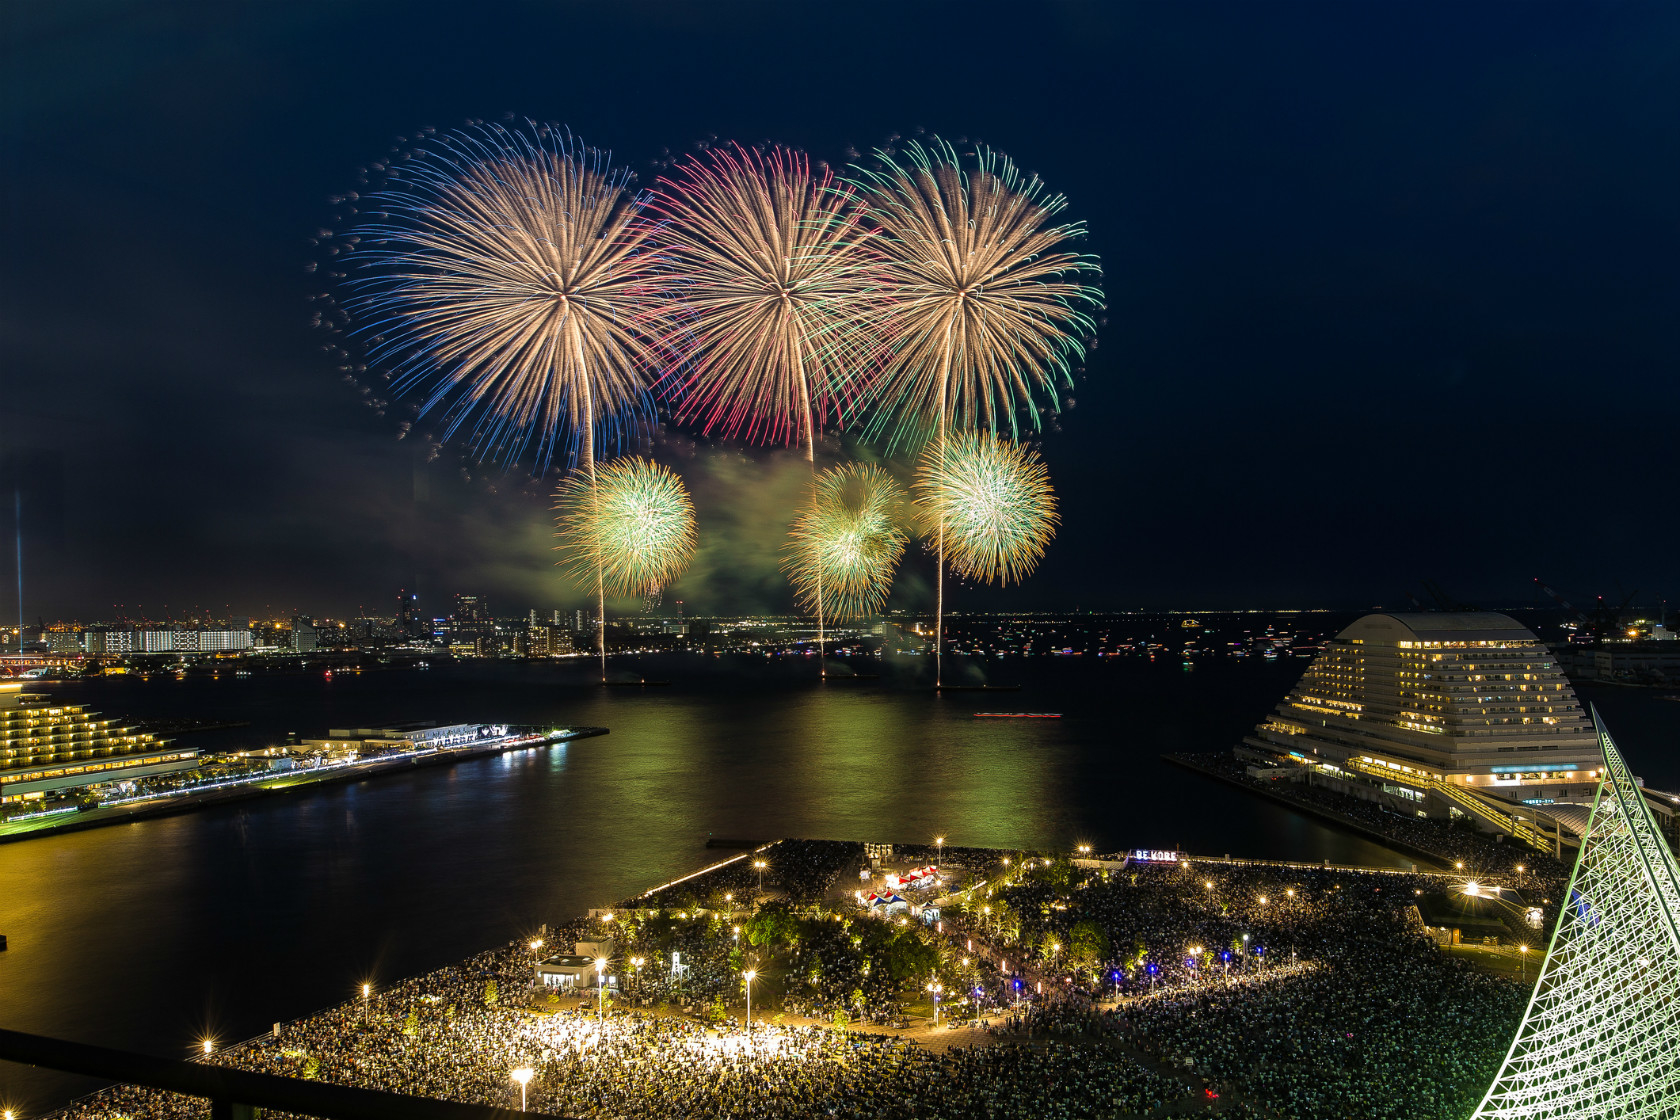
[0,727,608,846]
[1161,752,1450,870]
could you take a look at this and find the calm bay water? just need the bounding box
[1,653,1674,1113]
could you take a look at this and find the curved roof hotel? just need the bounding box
[1244,612,1604,812]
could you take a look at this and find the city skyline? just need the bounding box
[3,1,1676,622]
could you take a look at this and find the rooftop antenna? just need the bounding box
[13,488,21,638]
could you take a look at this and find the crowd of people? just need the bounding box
[943,858,1534,1118]
[53,842,1539,1120]
[57,940,1189,1120]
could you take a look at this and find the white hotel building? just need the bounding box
[1241,613,1607,830]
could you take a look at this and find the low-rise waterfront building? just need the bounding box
[298,721,512,761]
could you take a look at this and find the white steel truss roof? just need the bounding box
[1473,712,1680,1119]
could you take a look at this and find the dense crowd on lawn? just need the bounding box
[56,841,1536,1120]
[57,941,1189,1120]
[944,858,1533,1119]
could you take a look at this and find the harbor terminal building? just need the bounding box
[1237,612,1657,848]
[0,683,200,807]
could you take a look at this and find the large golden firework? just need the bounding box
[783,464,908,622]
[652,143,885,454]
[849,136,1103,447]
[554,458,697,598]
[914,434,1057,587]
[348,121,675,471]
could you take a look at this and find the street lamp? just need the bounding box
[927,980,943,1027]
[753,860,767,894]
[511,1067,533,1112]
[361,983,371,999]
[595,957,609,1020]
[632,956,645,992]
[743,969,757,1030]
[1520,944,1530,980]
[202,1039,214,1056]
[935,836,945,872]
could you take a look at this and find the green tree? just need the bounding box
[746,902,799,950]
[1069,919,1111,978]
[831,1008,851,1029]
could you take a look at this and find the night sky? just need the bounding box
[3,1,1676,622]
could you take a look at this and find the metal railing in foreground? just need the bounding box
[0,1028,576,1120]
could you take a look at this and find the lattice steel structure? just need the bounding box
[1472,712,1680,1119]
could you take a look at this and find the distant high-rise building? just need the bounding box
[397,589,425,639]
[83,629,134,655]
[196,630,252,652]
[451,594,494,654]
[291,617,319,653]
[525,623,574,658]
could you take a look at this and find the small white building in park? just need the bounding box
[536,954,618,989]
[536,939,618,989]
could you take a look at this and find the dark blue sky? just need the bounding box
[3,0,1676,621]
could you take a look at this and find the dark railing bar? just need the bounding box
[0,1028,577,1120]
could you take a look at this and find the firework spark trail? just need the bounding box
[653,143,889,673]
[651,142,887,449]
[555,459,697,677]
[784,464,909,623]
[344,121,677,474]
[850,135,1100,686]
[344,121,678,677]
[847,136,1103,449]
[914,433,1056,587]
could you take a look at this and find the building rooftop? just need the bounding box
[1343,612,1535,644]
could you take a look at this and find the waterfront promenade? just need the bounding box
[0,726,607,845]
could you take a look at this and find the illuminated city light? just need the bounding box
[1472,719,1680,1118]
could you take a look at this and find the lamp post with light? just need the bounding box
[753,860,767,895]
[743,969,757,1030]
[935,836,944,872]
[927,980,943,1027]
[595,958,609,1020]
[1520,944,1530,980]
[511,1067,533,1111]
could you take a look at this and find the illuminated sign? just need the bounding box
[1491,764,1579,774]
[1130,849,1181,863]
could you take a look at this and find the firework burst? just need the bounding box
[651,143,885,454]
[914,433,1056,586]
[784,464,909,622]
[849,136,1103,447]
[554,458,698,598]
[344,121,675,471]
